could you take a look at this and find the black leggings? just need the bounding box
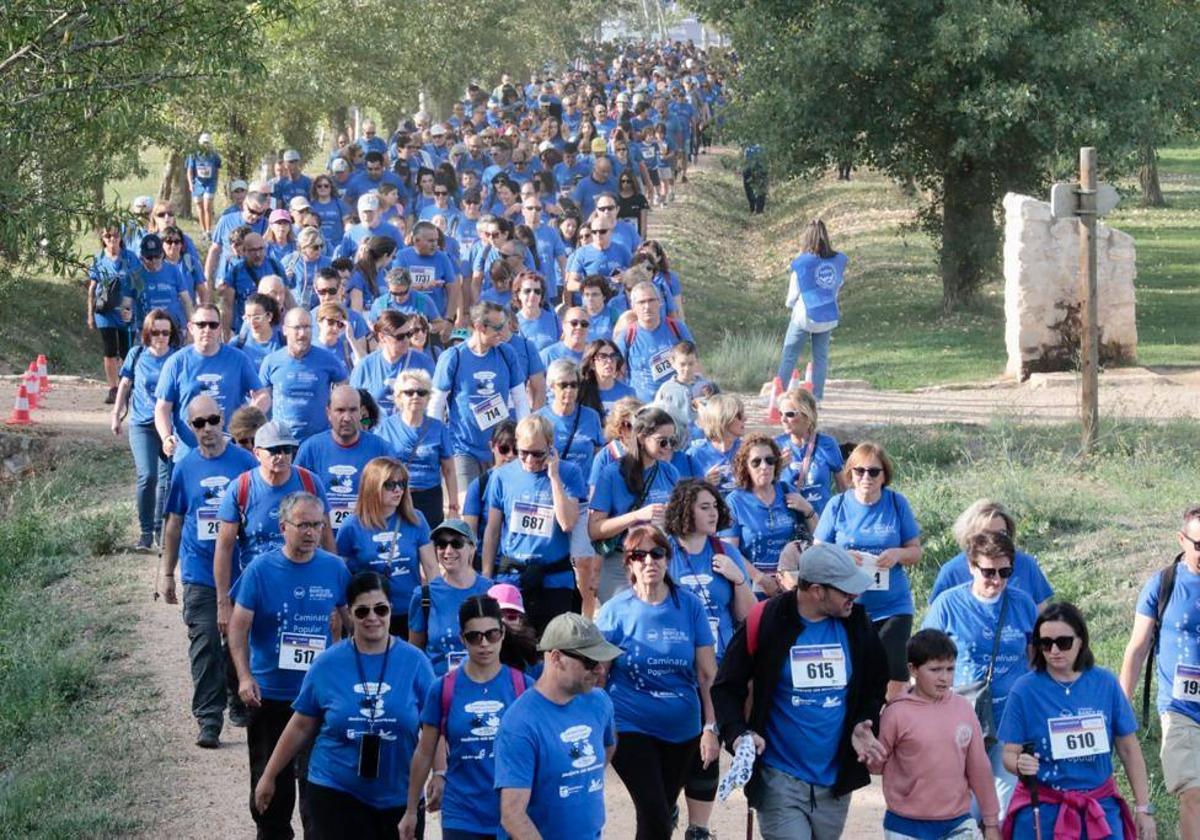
[611,731,700,840]
[683,738,719,802]
[411,485,444,530]
[306,781,424,840]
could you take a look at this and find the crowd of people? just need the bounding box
[84,37,1182,840]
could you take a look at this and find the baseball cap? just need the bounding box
[429,124,447,137]
[590,137,608,154]
[139,233,164,258]
[229,179,248,193]
[430,518,476,546]
[330,158,349,174]
[254,421,299,449]
[131,195,154,213]
[564,141,579,154]
[796,544,874,595]
[288,196,311,212]
[198,132,212,145]
[538,140,555,153]
[357,192,381,212]
[247,180,271,197]
[269,209,292,225]
[283,149,301,162]
[487,583,525,614]
[537,613,622,661]
[450,143,468,157]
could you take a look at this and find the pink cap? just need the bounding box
[487,583,525,614]
[268,209,292,225]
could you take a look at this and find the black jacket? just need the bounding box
[711,592,889,799]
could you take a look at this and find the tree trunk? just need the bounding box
[228,113,251,179]
[1139,145,1165,207]
[939,160,999,311]
[158,150,193,218]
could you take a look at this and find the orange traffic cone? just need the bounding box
[7,383,33,425]
[787,369,803,392]
[767,376,784,423]
[36,354,50,393]
[23,366,39,410]
[801,362,814,393]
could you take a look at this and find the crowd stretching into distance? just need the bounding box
[80,38,1187,840]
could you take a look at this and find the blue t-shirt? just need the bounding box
[813,489,921,620]
[506,334,545,384]
[929,550,1053,606]
[668,536,750,660]
[762,616,852,787]
[493,688,615,840]
[216,467,330,572]
[567,241,631,281]
[791,252,848,324]
[539,341,583,369]
[392,248,459,318]
[776,432,844,519]
[598,380,636,416]
[686,438,741,497]
[186,151,220,185]
[233,329,285,372]
[309,198,349,247]
[724,483,802,576]
[922,584,1038,724]
[88,250,138,330]
[374,415,452,492]
[1136,562,1200,725]
[233,548,350,701]
[432,342,524,461]
[596,588,714,742]
[537,405,604,477]
[407,575,494,675]
[258,346,349,442]
[293,638,434,809]
[295,430,396,532]
[590,460,680,524]
[119,346,175,426]
[133,262,187,326]
[615,318,694,402]
[517,308,561,352]
[485,461,587,590]
[155,345,263,450]
[348,349,437,416]
[420,666,534,834]
[336,512,431,616]
[164,443,258,587]
[366,290,440,325]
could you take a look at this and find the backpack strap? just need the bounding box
[439,668,459,737]
[295,466,317,496]
[665,316,682,341]
[510,665,526,697]
[708,535,725,556]
[1144,556,1181,726]
[421,583,432,632]
[746,599,768,658]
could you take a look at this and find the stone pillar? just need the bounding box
[1002,193,1138,380]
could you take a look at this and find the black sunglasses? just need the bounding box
[1036,635,1076,652]
[382,479,407,492]
[852,466,884,478]
[463,627,504,645]
[976,566,1014,580]
[352,603,391,620]
[400,388,429,397]
[236,437,254,447]
[192,320,221,331]
[189,414,222,430]
[519,448,548,459]
[495,444,514,456]
[435,536,467,549]
[749,456,777,468]
[1182,532,1200,552]
[560,649,603,671]
[261,445,297,457]
[627,547,668,562]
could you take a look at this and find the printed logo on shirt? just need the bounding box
[474,370,498,396]
[293,586,306,599]
[464,699,505,737]
[354,680,393,720]
[559,784,584,798]
[197,373,223,400]
[587,777,604,794]
[560,724,597,769]
[815,263,839,289]
[328,465,357,495]
[955,723,973,749]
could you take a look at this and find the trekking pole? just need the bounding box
[1021,741,1042,840]
[745,803,753,840]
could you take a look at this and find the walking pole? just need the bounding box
[745,804,753,840]
[1021,741,1042,840]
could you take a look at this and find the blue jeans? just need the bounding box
[128,422,172,538]
[777,322,832,400]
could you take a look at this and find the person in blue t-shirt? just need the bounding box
[537,359,604,477]
[407,519,493,675]
[132,234,191,328]
[774,388,846,522]
[205,197,268,308]
[112,310,180,549]
[482,415,589,635]
[514,272,561,352]
[295,385,395,535]
[686,394,745,496]
[258,309,349,442]
[159,394,258,748]
[229,491,351,838]
[596,524,719,840]
[233,293,285,371]
[589,405,681,605]
[272,150,313,209]
[814,441,922,701]
[252,572,433,839]
[392,222,461,321]
[350,311,437,416]
[366,268,444,331]
[375,368,456,529]
[922,531,1038,820]
[929,499,1054,608]
[776,219,848,402]
[495,612,620,840]
[186,133,221,235]
[88,226,139,403]
[564,224,632,295]
[614,281,694,402]
[999,602,1155,840]
[404,595,534,840]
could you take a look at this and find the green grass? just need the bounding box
[0,446,152,838]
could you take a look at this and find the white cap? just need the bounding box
[131,195,154,212]
[228,179,248,192]
[357,192,381,212]
[331,158,349,173]
[247,180,271,197]
[414,110,431,124]
[198,132,212,145]
[283,149,301,162]
[288,195,311,212]
[538,140,555,153]
[429,124,447,137]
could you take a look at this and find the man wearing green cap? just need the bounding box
[495,612,621,840]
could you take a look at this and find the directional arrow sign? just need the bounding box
[1095,183,1120,216]
[1050,181,1121,218]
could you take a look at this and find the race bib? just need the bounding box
[858,553,890,591]
[278,632,326,672]
[196,164,213,179]
[197,508,220,542]
[1048,714,1110,760]
[790,644,847,690]
[409,265,436,286]
[708,615,722,644]
[648,346,674,381]
[329,502,353,531]
[512,501,554,538]
[472,392,509,431]
[447,650,468,671]
[1173,663,1200,702]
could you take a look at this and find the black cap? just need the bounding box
[140,234,164,258]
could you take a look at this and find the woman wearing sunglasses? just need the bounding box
[537,360,604,478]
[336,458,438,640]
[407,519,493,675]
[350,311,437,417]
[314,301,358,373]
[514,271,561,353]
[596,524,718,840]
[723,434,816,599]
[775,387,846,520]
[579,337,635,421]
[686,394,746,497]
[922,531,1038,820]
[376,369,456,529]
[403,595,533,840]
[254,572,435,840]
[998,602,1154,840]
[111,308,182,551]
[814,441,922,701]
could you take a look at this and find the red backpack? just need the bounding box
[234,467,317,531]
[439,665,527,736]
[622,315,684,349]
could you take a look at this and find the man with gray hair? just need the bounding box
[205,186,269,300]
[615,280,694,402]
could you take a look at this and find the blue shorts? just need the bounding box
[192,180,216,198]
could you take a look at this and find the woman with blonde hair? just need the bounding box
[775,387,846,519]
[283,225,330,309]
[375,368,457,528]
[686,393,746,496]
[335,457,437,638]
[928,498,1053,607]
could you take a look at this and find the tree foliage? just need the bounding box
[694,0,1200,308]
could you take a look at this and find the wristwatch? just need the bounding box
[1135,803,1156,816]
[703,722,718,735]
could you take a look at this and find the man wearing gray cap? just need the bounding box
[496,612,620,840]
[273,149,312,209]
[712,543,889,840]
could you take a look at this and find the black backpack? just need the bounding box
[1143,555,1181,726]
[93,271,124,313]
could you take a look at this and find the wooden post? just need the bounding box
[1079,147,1099,452]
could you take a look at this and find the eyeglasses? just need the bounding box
[596,204,617,212]
[1182,533,1200,552]
[651,436,675,448]
[385,330,414,341]
[479,320,506,333]
[189,414,222,429]
[381,479,407,492]
[411,326,428,334]
[519,288,542,296]
[433,190,449,196]
[287,519,324,531]
[495,444,514,456]
[191,320,221,331]
[148,329,172,338]
[315,287,339,296]
[749,456,778,468]
[1036,635,1077,652]
[463,627,504,645]
[627,547,668,562]
[163,239,182,246]
[595,351,619,361]
[554,381,580,390]
[155,211,175,218]
[593,228,613,235]
[524,205,543,212]
[435,536,468,550]
[321,319,345,329]
[781,411,800,420]
[519,448,548,459]
[245,208,266,219]
[852,466,884,478]
[262,445,297,457]
[352,603,391,620]
[400,388,429,397]
[567,319,590,328]
[560,649,603,671]
[242,245,266,254]
[975,566,1014,580]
